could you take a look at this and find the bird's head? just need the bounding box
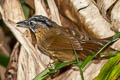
[16,15,56,33]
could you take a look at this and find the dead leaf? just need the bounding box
[5,42,19,80]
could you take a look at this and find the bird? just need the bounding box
[16,15,110,62]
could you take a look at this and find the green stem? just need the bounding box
[71,42,84,80]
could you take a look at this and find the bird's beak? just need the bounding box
[16,20,28,28]
[16,20,36,33]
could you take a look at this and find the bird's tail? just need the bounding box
[77,39,113,60]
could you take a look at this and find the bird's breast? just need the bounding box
[35,27,57,48]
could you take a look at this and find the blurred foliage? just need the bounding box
[0,20,10,36]
[0,53,9,67]
[0,20,16,50]
[20,0,30,19]
[19,0,25,3]
[22,4,30,19]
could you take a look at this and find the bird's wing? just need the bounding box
[37,27,110,61]
[45,33,110,60]
[45,31,108,51]
[45,33,82,50]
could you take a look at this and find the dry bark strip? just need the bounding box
[71,0,115,39]
[5,42,19,80]
[0,0,47,80]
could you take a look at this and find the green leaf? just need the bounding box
[80,40,112,69]
[80,55,94,68]
[54,61,75,70]
[0,53,9,67]
[33,61,75,80]
[112,32,120,41]
[107,63,120,80]
[80,32,120,69]
[101,51,119,58]
[33,68,50,80]
[94,53,120,80]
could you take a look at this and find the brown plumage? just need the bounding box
[16,15,110,62]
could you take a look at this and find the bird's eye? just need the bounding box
[30,21,36,25]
